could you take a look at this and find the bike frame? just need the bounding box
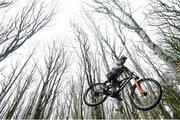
[106,71,145,96]
[115,71,134,92]
[83,69,162,110]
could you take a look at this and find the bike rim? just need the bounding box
[84,83,108,106]
[131,79,162,110]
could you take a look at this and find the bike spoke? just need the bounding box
[130,79,162,110]
[83,83,108,106]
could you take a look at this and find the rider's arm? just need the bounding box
[121,65,129,71]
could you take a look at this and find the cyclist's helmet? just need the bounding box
[119,55,127,60]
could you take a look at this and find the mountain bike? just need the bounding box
[83,70,162,111]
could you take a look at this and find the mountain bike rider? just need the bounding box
[106,55,129,101]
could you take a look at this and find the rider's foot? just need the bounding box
[110,92,123,101]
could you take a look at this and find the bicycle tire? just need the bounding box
[130,78,162,110]
[83,83,108,106]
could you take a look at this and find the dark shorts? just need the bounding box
[110,79,118,84]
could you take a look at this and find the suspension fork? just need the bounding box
[135,79,145,93]
[132,76,146,96]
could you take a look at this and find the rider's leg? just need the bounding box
[107,72,122,100]
[109,79,118,92]
[109,80,123,101]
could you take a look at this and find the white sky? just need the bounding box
[1,0,86,60]
[1,0,149,72]
[26,0,148,43]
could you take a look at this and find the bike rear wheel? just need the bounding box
[83,83,108,106]
[130,78,162,110]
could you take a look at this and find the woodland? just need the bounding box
[0,0,180,119]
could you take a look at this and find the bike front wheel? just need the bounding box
[130,78,162,110]
[83,83,108,106]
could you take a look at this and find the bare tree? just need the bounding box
[33,41,70,119]
[0,0,55,62]
[67,78,84,119]
[0,52,33,105]
[0,50,35,118]
[21,85,41,118]
[5,64,36,119]
[147,0,180,79]
[0,0,13,9]
[72,22,106,119]
[91,0,180,80]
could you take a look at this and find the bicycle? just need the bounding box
[83,70,162,111]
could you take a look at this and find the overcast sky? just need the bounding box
[7,0,147,43]
[0,0,148,66]
[1,0,86,60]
[29,0,147,42]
